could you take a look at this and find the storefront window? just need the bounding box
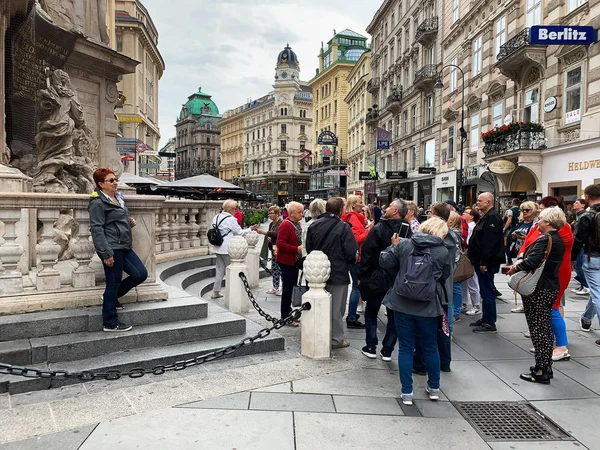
[565,66,582,125]
[524,88,539,123]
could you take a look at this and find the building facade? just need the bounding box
[174,88,222,180]
[308,30,369,199]
[157,137,175,181]
[114,0,165,178]
[218,105,247,184]
[238,45,313,205]
[345,50,372,196]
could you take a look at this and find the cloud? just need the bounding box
[139,0,380,147]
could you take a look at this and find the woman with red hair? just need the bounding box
[89,168,148,332]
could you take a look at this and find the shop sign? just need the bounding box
[488,160,516,174]
[418,167,436,174]
[463,166,480,180]
[529,26,597,46]
[565,108,580,124]
[116,114,143,123]
[544,96,557,113]
[324,183,334,188]
[386,171,408,180]
[317,130,338,146]
[359,171,377,180]
[322,156,331,165]
[568,159,600,171]
[326,170,345,176]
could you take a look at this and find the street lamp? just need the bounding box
[361,129,378,204]
[434,65,468,205]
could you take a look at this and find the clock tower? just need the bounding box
[274,44,300,89]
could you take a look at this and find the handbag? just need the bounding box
[508,234,553,297]
[453,251,474,283]
[292,270,309,307]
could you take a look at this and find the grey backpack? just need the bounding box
[393,246,436,302]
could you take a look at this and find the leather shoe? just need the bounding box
[346,320,365,329]
[332,340,350,349]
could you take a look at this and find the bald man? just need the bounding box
[468,192,504,333]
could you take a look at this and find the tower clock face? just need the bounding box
[280,71,288,79]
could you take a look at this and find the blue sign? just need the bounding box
[529,26,597,45]
[317,130,338,146]
[377,140,390,150]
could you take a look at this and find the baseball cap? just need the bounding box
[444,199,458,210]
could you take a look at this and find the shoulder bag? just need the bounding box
[453,251,474,283]
[508,234,552,297]
[292,270,308,308]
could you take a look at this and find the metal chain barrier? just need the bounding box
[239,271,280,323]
[259,256,273,275]
[0,282,310,382]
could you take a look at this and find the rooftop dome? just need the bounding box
[276,44,299,69]
[178,87,220,120]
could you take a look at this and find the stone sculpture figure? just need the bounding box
[33,68,95,194]
[41,0,109,44]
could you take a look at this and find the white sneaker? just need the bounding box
[511,305,525,313]
[576,287,590,296]
[426,385,440,401]
[266,288,277,294]
[571,287,583,294]
[275,289,282,296]
[401,392,414,405]
[466,307,481,315]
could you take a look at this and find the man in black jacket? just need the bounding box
[468,192,504,333]
[358,199,412,360]
[307,197,359,349]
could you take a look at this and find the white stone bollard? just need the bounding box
[244,231,260,288]
[301,251,332,360]
[225,236,250,314]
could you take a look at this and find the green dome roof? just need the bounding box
[178,87,220,120]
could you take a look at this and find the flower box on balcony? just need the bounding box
[482,122,546,157]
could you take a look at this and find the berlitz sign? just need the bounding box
[529,26,597,45]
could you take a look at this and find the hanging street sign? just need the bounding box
[116,114,143,123]
[529,26,597,46]
[326,170,346,176]
[136,142,147,153]
[317,130,338,146]
[359,171,377,180]
[386,171,408,180]
[418,167,436,174]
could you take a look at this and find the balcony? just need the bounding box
[483,129,546,159]
[415,17,438,45]
[365,105,380,127]
[495,28,546,82]
[385,88,403,113]
[414,64,438,91]
[367,77,380,94]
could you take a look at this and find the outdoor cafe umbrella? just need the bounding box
[159,173,248,199]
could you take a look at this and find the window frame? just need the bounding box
[526,0,541,27]
[524,87,539,123]
[470,112,480,153]
[492,102,503,128]
[472,35,482,76]
[452,0,459,24]
[448,126,455,159]
[495,16,506,59]
[564,64,583,125]
[450,57,458,92]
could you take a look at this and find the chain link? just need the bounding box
[259,257,273,275]
[0,284,310,382]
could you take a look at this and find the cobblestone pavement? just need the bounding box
[1,267,600,449]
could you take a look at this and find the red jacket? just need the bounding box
[234,209,243,226]
[521,222,574,308]
[341,211,369,261]
[276,218,301,266]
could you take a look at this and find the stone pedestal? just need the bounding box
[301,251,332,360]
[225,236,249,314]
[244,231,260,288]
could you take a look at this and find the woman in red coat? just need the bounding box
[341,195,373,327]
[519,197,573,360]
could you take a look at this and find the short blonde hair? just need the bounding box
[309,198,326,218]
[345,195,361,213]
[268,206,281,215]
[539,206,566,230]
[447,211,462,230]
[222,199,238,211]
[407,202,419,213]
[519,201,539,221]
[419,216,449,239]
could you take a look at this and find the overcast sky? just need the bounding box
[141,0,381,147]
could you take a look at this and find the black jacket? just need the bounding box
[571,203,600,260]
[519,230,565,292]
[358,218,412,298]
[468,207,504,266]
[306,213,358,285]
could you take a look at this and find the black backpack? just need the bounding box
[393,245,436,302]
[207,214,231,246]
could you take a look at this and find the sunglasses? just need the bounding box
[521,208,531,212]
[103,178,119,184]
[464,211,474,216]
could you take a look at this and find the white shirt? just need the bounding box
[211,212,251,254]
[467,221,476,244]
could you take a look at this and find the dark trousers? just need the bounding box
[414,305,451,371]
[362,288,396,352]
[476,265,499,326]
[101,249,148,327]
[279,262,298,319]
[523,289,557,369]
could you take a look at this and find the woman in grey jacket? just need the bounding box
[380,216,452,405]
[89,168,148,332]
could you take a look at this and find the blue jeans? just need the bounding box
[395,311,440,394]
[475,265,499,326]
[552,307,568,347]
[582,256,600,325]
[102,249,148,327]
[362,291,396,352]
[414,304,451,371]
[574,249,588,288]
[452,282,462,318]
[347,264,361,322]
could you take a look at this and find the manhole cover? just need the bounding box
[454,402,572,441]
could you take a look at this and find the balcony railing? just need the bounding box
[414,64,438,88]
[497,28,531,62]
[367,77,381,93]
[415,17,438,45]
[385,88,403,113]
[483,130,546,157]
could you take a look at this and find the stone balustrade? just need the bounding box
[0,192,222,314]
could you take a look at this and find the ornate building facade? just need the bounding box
[114,0,165,178]
[174,88,221,180]
[308,29,368,199]
[219,105,246,184]
[230,45,313,205]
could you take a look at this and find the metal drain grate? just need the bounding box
[454,402,573,441]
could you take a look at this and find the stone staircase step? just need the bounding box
[0,321,284,394]
[0,295,208,342]
[1,310,246,365]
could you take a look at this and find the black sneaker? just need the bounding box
[441,365,452,373]
[473,323,497,334]
[346,320,365,329]
[380,349,393,362]
[581,317,592,332]
[469,319,483,327]
[361,346,377,359]
[494,289,503,298]
[103,322,133,332]
[530,365,553,379]
[116,302,124,310]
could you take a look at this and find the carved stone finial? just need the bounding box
[303,251,331,287]
[228,236,249,261]
[244,230,260,248]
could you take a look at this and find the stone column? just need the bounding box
[71,209,96,288]
[169,207,179,251]
[301,251,332,360]
[36,208,62,291]
[0,208,24,293]
[244,231,260,289]
[225,235,249,314]
[178,207,189,249]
